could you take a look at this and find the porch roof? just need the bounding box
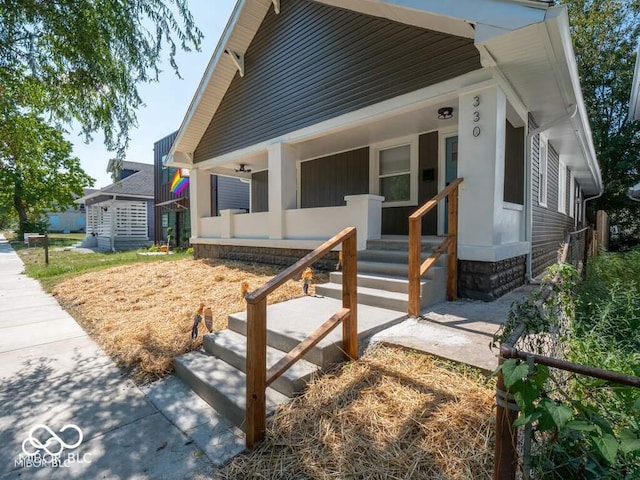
[167,0,551,166]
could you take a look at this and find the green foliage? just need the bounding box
[0,110,94,233]
[495,256,640,478]
[559,0,640,236]
[0,0,202,162]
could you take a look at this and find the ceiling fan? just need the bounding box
[235,164,252,173]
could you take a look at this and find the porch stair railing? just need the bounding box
[408,177,463,317]
[243,227,358,449]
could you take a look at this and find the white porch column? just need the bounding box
[189,167,212,238]
[457,85,506,260]
[268,143,297,239]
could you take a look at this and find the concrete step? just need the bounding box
[315,282,409,311]
[329,271,434,293]
[357,249,447,266]
[173,350,289,431]
[203,329,319,398]
[227,296,407,368]
[366,237,444,251]
[357,260,410,277]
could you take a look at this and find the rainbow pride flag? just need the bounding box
[170,169,190,196]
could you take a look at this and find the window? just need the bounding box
[371,137,418,207]
[569,171,575,218]
[558,160,566,214]
[538,135,548,207]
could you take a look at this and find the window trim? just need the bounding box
[569,170,575,219]
[537,134,548,207]
[558,160,566,214]
[369,135,419,208]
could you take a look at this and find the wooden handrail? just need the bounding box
[408,178,463,317]
[245,227,358,449]
[410,177,463,220]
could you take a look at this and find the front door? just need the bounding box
[444,136,458,233]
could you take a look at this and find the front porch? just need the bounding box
[85,200,152,251]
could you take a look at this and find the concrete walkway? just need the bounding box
[371,285,536,373]
[0,235,242,479]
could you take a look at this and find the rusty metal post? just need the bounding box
[44,232,49,266]
[494,356,518,480]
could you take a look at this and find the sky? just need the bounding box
[65,0,237,188]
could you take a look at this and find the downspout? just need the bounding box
[525,105,578,282]
[110,196,116,252]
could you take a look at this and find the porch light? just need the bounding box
[437,107,454,120]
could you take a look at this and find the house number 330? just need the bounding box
[472,95,481,137]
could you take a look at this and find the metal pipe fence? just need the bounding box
[493,227,640,479]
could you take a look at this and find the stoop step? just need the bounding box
[203,329,319,398]
[174,350,289,430]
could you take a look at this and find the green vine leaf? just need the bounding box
[542,399,573,429]
[501,360,530,390]
[620,438,640,455]
[592,434,618,465]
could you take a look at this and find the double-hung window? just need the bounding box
[538,135,548,207]
[371,137,418,207]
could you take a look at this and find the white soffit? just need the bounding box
[630,42,640,121]
[170,0,272,161]
[479,6,602,194]
[316,0,547,36]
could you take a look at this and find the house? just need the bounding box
[46,199,88,233]
[77,161,154,251]
[166,0,602,300]
[154,131,250,247]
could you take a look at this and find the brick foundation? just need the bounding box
[458,255,527,301]
[193,243,339,271]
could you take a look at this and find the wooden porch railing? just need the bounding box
[243,227,358,448]
[408,177,463,317]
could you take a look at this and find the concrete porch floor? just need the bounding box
[370,284,537,373]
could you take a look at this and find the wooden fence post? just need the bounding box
[245,297,267,449]
[342,230,358,361]
[447,187,458,300]
[44,232,49,266]
[408,217,421,317]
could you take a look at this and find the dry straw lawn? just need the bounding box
[215,345,495,480]
[52,258,325,383]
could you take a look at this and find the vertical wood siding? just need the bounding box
[251,170,269,212]
[194,0,481,162]
[381,131,439,235]
[218,176,250,212]
[153,131,180,242]
[300,148,369,208]
[504,120,525,205]
[530,115,574,276]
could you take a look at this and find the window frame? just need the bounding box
[369,135,419,208]
[537,134,548,207]
[558,160,566,214]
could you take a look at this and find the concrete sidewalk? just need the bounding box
[0,235,242,479]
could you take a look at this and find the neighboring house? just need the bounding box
[46,199,88,233]
[166,0,602,300]
[77,161,154,251]
[154,131,250,247]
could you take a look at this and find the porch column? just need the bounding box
[189,167,212,238]
[457,85,506,259]
[267,143,297,239]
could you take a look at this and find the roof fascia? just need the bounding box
[169,0,249,163]
[543,6,602,193]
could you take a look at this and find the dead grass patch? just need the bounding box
[215,345,494,480]
[52,258,327,383]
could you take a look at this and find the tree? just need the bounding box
[0,109,94,234]
[0,0,202,162]
[560,0,640,236]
